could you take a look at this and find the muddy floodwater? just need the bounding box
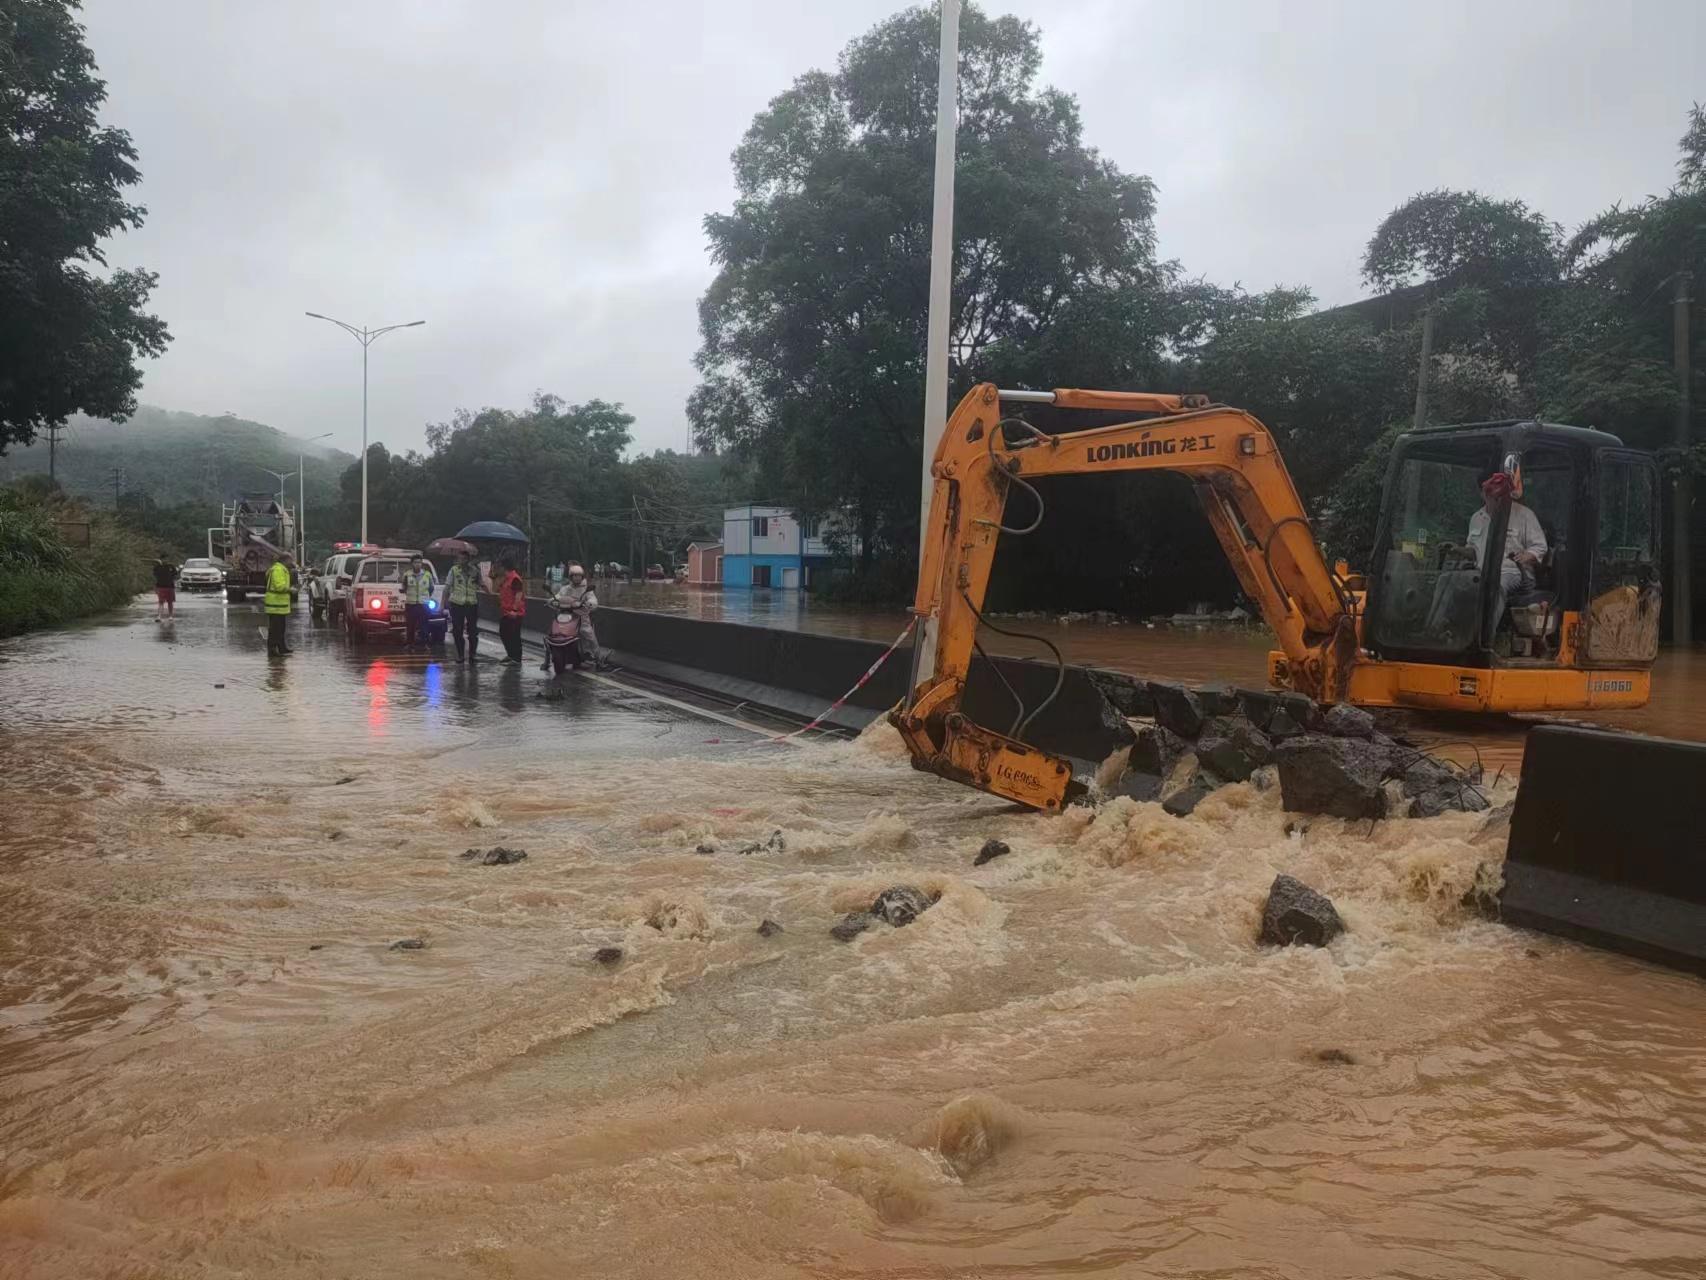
[4,594,1706,1278]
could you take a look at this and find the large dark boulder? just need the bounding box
[1116,771,1163,802]
[1394,753,1491,817]
[1275,737,1391,819]
[1162,779,1218,817]
[871,885,936,927]
[1273,691,1323,732]
[1196,716,1273,782]
[1258,873,1345,947]
[1323,703,1376,739]
[831,912,875,942]
[1266,709,1306,741]
[1088,670,1156,719]
[1156,752,1226,816]
[1129,724,1187,775]
[1195,683,1241,716]
[462,845,528,865]
[1147,682,1205,737]
[1237,689,1281,729]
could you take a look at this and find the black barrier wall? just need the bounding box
[1502,725,1706,976]
[481,596,1132,766]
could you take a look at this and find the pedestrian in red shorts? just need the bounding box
[151,555,178,620]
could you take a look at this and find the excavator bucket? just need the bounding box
[1501,725,1706,976]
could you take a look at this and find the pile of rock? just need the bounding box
[1089,675,1488,820]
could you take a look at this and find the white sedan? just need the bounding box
[177,557,225,592]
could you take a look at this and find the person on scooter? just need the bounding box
[540,562,602,671]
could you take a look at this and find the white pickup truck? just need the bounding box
[341,550,448,646]
[306,550,367,623]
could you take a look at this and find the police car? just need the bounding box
[341,549,448,646]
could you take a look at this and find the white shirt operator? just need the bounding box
[1467,501,1547,584]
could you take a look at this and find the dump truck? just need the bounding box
[210,494,300,604]
[893,384,1664,812]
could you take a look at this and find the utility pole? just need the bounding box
[46,424,64,484]
[1412,305,1435,430]
[109,466,125,510]
[1675,269,1694,645]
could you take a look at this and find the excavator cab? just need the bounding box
[1363,422,1662,679]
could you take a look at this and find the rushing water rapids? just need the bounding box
[3,596,1706,1278]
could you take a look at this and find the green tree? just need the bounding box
[1552,103,1705,449]
[0,0,171,452]
[1362,189,1562,380]
[688,3,1170,574]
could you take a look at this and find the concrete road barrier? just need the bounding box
[482,597,1132,766]
[1501,724,1706,976]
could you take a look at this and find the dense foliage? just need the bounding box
[0,0,170,453]
[0,479,156,635]
[332,395,752,569]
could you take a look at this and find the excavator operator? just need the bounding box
[1467,471,1547,620]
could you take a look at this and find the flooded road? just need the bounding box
[5,594,1706,1278]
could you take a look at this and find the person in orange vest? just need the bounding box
[496,556,528,664]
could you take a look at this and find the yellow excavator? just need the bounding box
[891,384,1664,811]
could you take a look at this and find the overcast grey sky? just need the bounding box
[81,0,1703,458]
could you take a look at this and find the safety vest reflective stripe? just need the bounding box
[263,563,292,615]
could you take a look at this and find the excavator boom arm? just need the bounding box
[893,384,1356,811]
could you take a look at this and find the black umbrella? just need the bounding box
[454,520,529,543]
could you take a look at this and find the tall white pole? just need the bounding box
[912,0,960,688]
[304,313,423,550]
[361,336,370,545]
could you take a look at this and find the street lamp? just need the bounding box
[297,431,333,564]
[260,468,297,506]
[304,312,426,545]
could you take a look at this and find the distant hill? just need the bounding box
[0,406,356,514]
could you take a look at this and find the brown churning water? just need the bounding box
[3,598,1705,1277]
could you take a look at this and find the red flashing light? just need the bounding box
[369,596,387,612]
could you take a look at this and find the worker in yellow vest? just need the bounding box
[264,550,295,657]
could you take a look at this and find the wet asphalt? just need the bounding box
[0,590,797,760]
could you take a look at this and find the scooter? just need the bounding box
[543,604,585,675]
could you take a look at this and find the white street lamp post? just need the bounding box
[260,468,296,508]
[304,312,425,545]
[910,0,961,696]
[297,431,333,564]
